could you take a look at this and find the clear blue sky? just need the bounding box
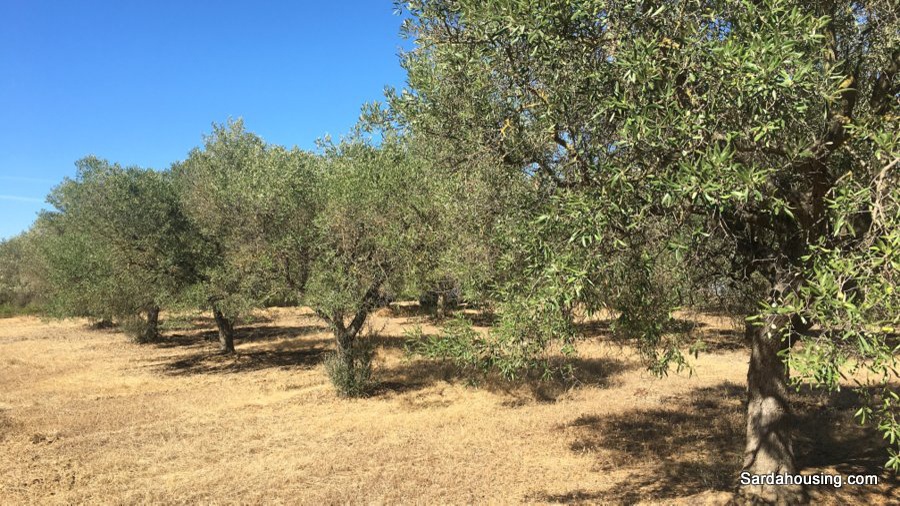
[0,1,411,239]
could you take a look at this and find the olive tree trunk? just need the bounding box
[740,315,807,504]
[142,305,160,342]
[335,325,356,370]
[320,280,383,366]
[331,302,373,366]
[436,292,446,319]
[212,307,235,354]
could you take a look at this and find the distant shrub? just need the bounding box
[121,316,159,343]
[158,315,194,332]
[405,317,485,376]
[0,303,42,319]
[325,342,374,398]
[405,312,575,382]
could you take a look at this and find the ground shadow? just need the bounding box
[373,351,635,401]
[153,323,327,349]
[366,332,414,352]
[156,336,333,376]
[377,304,498,328]
[531,382,898,503]
[87,319,117,330]
[574,319,614,340]
[576,316,747,354]
[576,317,701,339]
[699,327,746,352]
[793,386,900,502]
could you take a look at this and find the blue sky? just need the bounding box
[0,1,411,239]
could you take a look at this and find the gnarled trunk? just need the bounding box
[436,293,446,319]
[335,326,356,370]
[332,307,368,367]
[143,305,160,342]
[212,307,235,354]
[321,279,383,366]
[740,315,807,504]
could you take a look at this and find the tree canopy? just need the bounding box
[38,157,196,340]
[395,0,899,501]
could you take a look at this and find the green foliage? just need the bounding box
[37,157,193,325]
[324,343,375,398]
[405,316,505,381]
[406,311,575,382]
[303,129,449,391]
[399,0,900,469]
[174,119,317,321]
[0,232,44,315]
[0,303,42,319]
[307,136,415,312]
[172,118,451,387]
[5,0,895,471]
[405,318,483,374]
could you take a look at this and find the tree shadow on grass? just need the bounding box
[793,386,900,503]
[367,332,414,352]
[153,324,327,349]
[574,318,614,340]
[156,337,334,376]
[373,353,635,402]
[531,382,898,504]
[547,382,745,504]
[698,327,746,353]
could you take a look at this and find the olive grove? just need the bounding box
[1,1,896,501]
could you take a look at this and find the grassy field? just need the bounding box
[0,307,896,504]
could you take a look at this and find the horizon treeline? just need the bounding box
[0,1,897,501]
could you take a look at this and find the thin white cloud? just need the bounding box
[0,175,58,184]
[0,194,44,203]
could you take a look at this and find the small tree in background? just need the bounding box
[0,230,46,317]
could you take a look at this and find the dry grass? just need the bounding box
[0,307,896,504]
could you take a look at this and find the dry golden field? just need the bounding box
[0,307,896,504]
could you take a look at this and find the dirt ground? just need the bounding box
[0,307,896,504]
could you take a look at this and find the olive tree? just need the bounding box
[399,0,898,501]
[0,230,45,316]
[38,157,194,340]
[363,100,529,317]
[173,120,317,353]
[305,130,443,395]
